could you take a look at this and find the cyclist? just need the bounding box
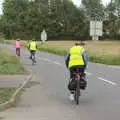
[28,38,38,62]
[65,41,88,101]
[15,38,21,56]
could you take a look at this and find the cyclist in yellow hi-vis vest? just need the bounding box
[28,38,38,63]
[65,41,88,101]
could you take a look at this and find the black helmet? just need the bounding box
[17,38,20,41]
[75,40,85,46]
[32,38,36,41]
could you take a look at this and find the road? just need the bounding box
[1,44,120,120]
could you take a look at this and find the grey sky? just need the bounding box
[73,0,111,6]
[0,0,3,15]
[0,0,111,15]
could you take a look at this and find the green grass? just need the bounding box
[2,40,15,44]
[39,46,67,56]
[88,52,120,65]
[38,45,120,65]
[0,87,16,104]
[3,40,120,65]
[1,40,25,45]
[0,47,27,74]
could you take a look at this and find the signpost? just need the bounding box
[90,21,103,40]
[41,29,47,43]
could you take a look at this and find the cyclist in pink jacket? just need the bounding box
[15,38,21,56]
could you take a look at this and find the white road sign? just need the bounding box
[41,29,47,42]
[90,21,103,36]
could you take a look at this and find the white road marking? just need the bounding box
[37,57,53,63]
[85,72,92,76]
[42,58,53,62]
[37,56,92,74]
[6,47,93,76]
[108,66,120,69]
[53,61,64,66]
[6,47,119,86]
[98,77,117,86]
[37,56,64,67]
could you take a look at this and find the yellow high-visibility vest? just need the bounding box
[69,46,85,68]
[29,42,37,50]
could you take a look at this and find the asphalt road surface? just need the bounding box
[1,44,120,120]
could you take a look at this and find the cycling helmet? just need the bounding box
[32,38,36,41]
[17,38,20,41]
[75,40,85,46]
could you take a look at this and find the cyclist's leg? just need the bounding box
[68,66,78,100]
[34,51,36,62]
[29,50,32,59]
[81,66,86,80]
[18,48,20,56]
[69,66,77,79]
[32,51,36,62]
[16,48,20,56]
[77,65,85,77]
[16,48,18,55]
[34,51,36,58]
[78,66,87,90]
[68,66,77,93]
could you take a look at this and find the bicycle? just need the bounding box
[16,48,20,56]
[31,51,36,65]
[73,69,82,105]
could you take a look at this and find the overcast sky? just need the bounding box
[0,0,111,15]
[73,0,111,6]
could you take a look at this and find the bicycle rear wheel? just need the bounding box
[75,75,80,105]
[32,55,35,65]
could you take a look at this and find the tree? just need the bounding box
[104,0,120,39]
[82,0,105,21]
[0,0,86,40]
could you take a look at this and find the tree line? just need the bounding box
[0,0,120,40]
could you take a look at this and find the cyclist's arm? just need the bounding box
[65,53,70,68]
[82,51,88,68]
[36,44,38,50]
[28,43,30,50]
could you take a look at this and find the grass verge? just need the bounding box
[3,40,120,65]
[38,45,120,65]
[2,40,15,44]
[39,46,67,56]
[0,47,27,74]
[0,87,16,104]
[88,52,120,65]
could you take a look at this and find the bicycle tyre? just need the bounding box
[32,55,35,65]
[75,75,80,105]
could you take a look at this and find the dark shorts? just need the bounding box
[69,65,85,78]
[16,48,20,51]
[68,65,87,90]
[16,48,20,54]
[30,50,36,56]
